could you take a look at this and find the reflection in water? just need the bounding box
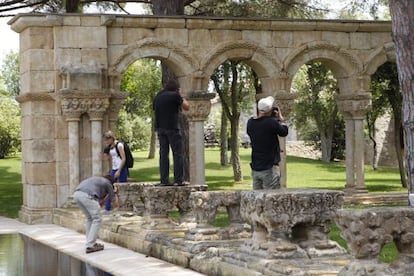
[0,234,24,276]
[0,234,109,276]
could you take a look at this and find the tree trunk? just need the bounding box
[65,0,80,12]
[152,0,185,15]
[230,114,242,182]
[389,0,414,193]
[320,126,333,162]
[394,117,407,188]
[220,110,229,166]
[148,117,156,159]
[366,116,378,170]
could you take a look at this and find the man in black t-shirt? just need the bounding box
[247,96,288,190]
[153,79,189,186]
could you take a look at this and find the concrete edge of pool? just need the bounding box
[0,216,204,276]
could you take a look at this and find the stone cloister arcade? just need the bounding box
[9,14,394,224]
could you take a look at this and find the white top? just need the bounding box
[109,143,124,170]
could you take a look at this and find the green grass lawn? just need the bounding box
[131,148,406,193]
[0,148,406,262]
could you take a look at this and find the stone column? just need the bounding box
[89,112,105,176]
[61,96,83,194]
[344,117,355,191]
[185,91,216,185]
[274,91,296,188]
[107,90,127,131]
[336,93,371,195]
[67,117,81,193]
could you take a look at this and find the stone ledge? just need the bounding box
[344,192,408,206]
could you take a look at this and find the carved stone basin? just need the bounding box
[240,189,345,258]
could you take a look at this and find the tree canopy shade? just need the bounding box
[1,0,328,17]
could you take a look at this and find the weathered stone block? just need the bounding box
[20,49,54,73]
[54,26,107,48]
[25,183,57,207]
[20,70,56,93]
[24,162,56,186]
[242,30,272,47]
[20,27,54,52]
[22,139,55,163]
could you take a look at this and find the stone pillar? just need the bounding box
[185,91,216,185]
[60,92,110,190]
[107,90,127,131]
[89,112,104,176]
[336,93,371,195]
[274,91,296,188]
[67,117,81,193]
[344,117,355,191]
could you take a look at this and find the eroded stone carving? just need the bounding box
[185,191,250,241]
[334,208,414,275]
[240,189,346,259]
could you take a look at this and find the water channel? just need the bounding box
[0,233,108,276]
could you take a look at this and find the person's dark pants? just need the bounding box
[157,128,184,184]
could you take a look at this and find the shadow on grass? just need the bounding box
[0,156,22,218]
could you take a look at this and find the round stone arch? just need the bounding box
[199,40,282,94]
[109,38,197,92]
[364,42,396,76]
[284,41,363,95]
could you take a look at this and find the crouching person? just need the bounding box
[73,175,119,253]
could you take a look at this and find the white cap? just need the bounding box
[257,96,274,112]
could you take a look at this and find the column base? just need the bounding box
[19,206,54,224]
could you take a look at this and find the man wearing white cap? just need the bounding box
[247,96,288,189]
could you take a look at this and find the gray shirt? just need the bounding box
[75,176,115,201]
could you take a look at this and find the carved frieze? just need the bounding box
[59,90,110,120]
[185,90,216,121]
[336,93,372,118]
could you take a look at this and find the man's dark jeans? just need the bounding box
[157,128,184,184]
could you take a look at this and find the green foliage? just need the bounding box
[116,109,151,151]
[118,58,162,151]
[0,51,20,98]
[0,96,21,158]
[337,0,390,20]
[187,0,328,18]
[121,59,161,117]
[292,62,345,161]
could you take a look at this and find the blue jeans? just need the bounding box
[73,190,102,248]
[157,128,184,184]
[104,167,127,211]
[252,165,281,190]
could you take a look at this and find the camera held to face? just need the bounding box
[272,106,279,118]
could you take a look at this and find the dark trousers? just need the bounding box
[157,128,184,184]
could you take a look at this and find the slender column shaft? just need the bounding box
[68,119,80,193]
[90,119,103,176]
[189,120,205,185]
[344,118,355,193]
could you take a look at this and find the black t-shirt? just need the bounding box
[153,90,183,130]
[247,116,288,171]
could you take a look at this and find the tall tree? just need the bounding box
[0,51,19,97]
[292,62,342,162]
[389,0,414,195]
[212,61,255,181]
[370,62,406,187]
[120,59,161,156]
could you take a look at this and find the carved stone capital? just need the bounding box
[336,93,372,119]
[59,90,110,120]
[185,90,216,121]
[274,91,297,117]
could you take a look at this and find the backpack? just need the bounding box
[115,142,134,168]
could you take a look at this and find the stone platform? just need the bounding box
[50,185,413,275]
